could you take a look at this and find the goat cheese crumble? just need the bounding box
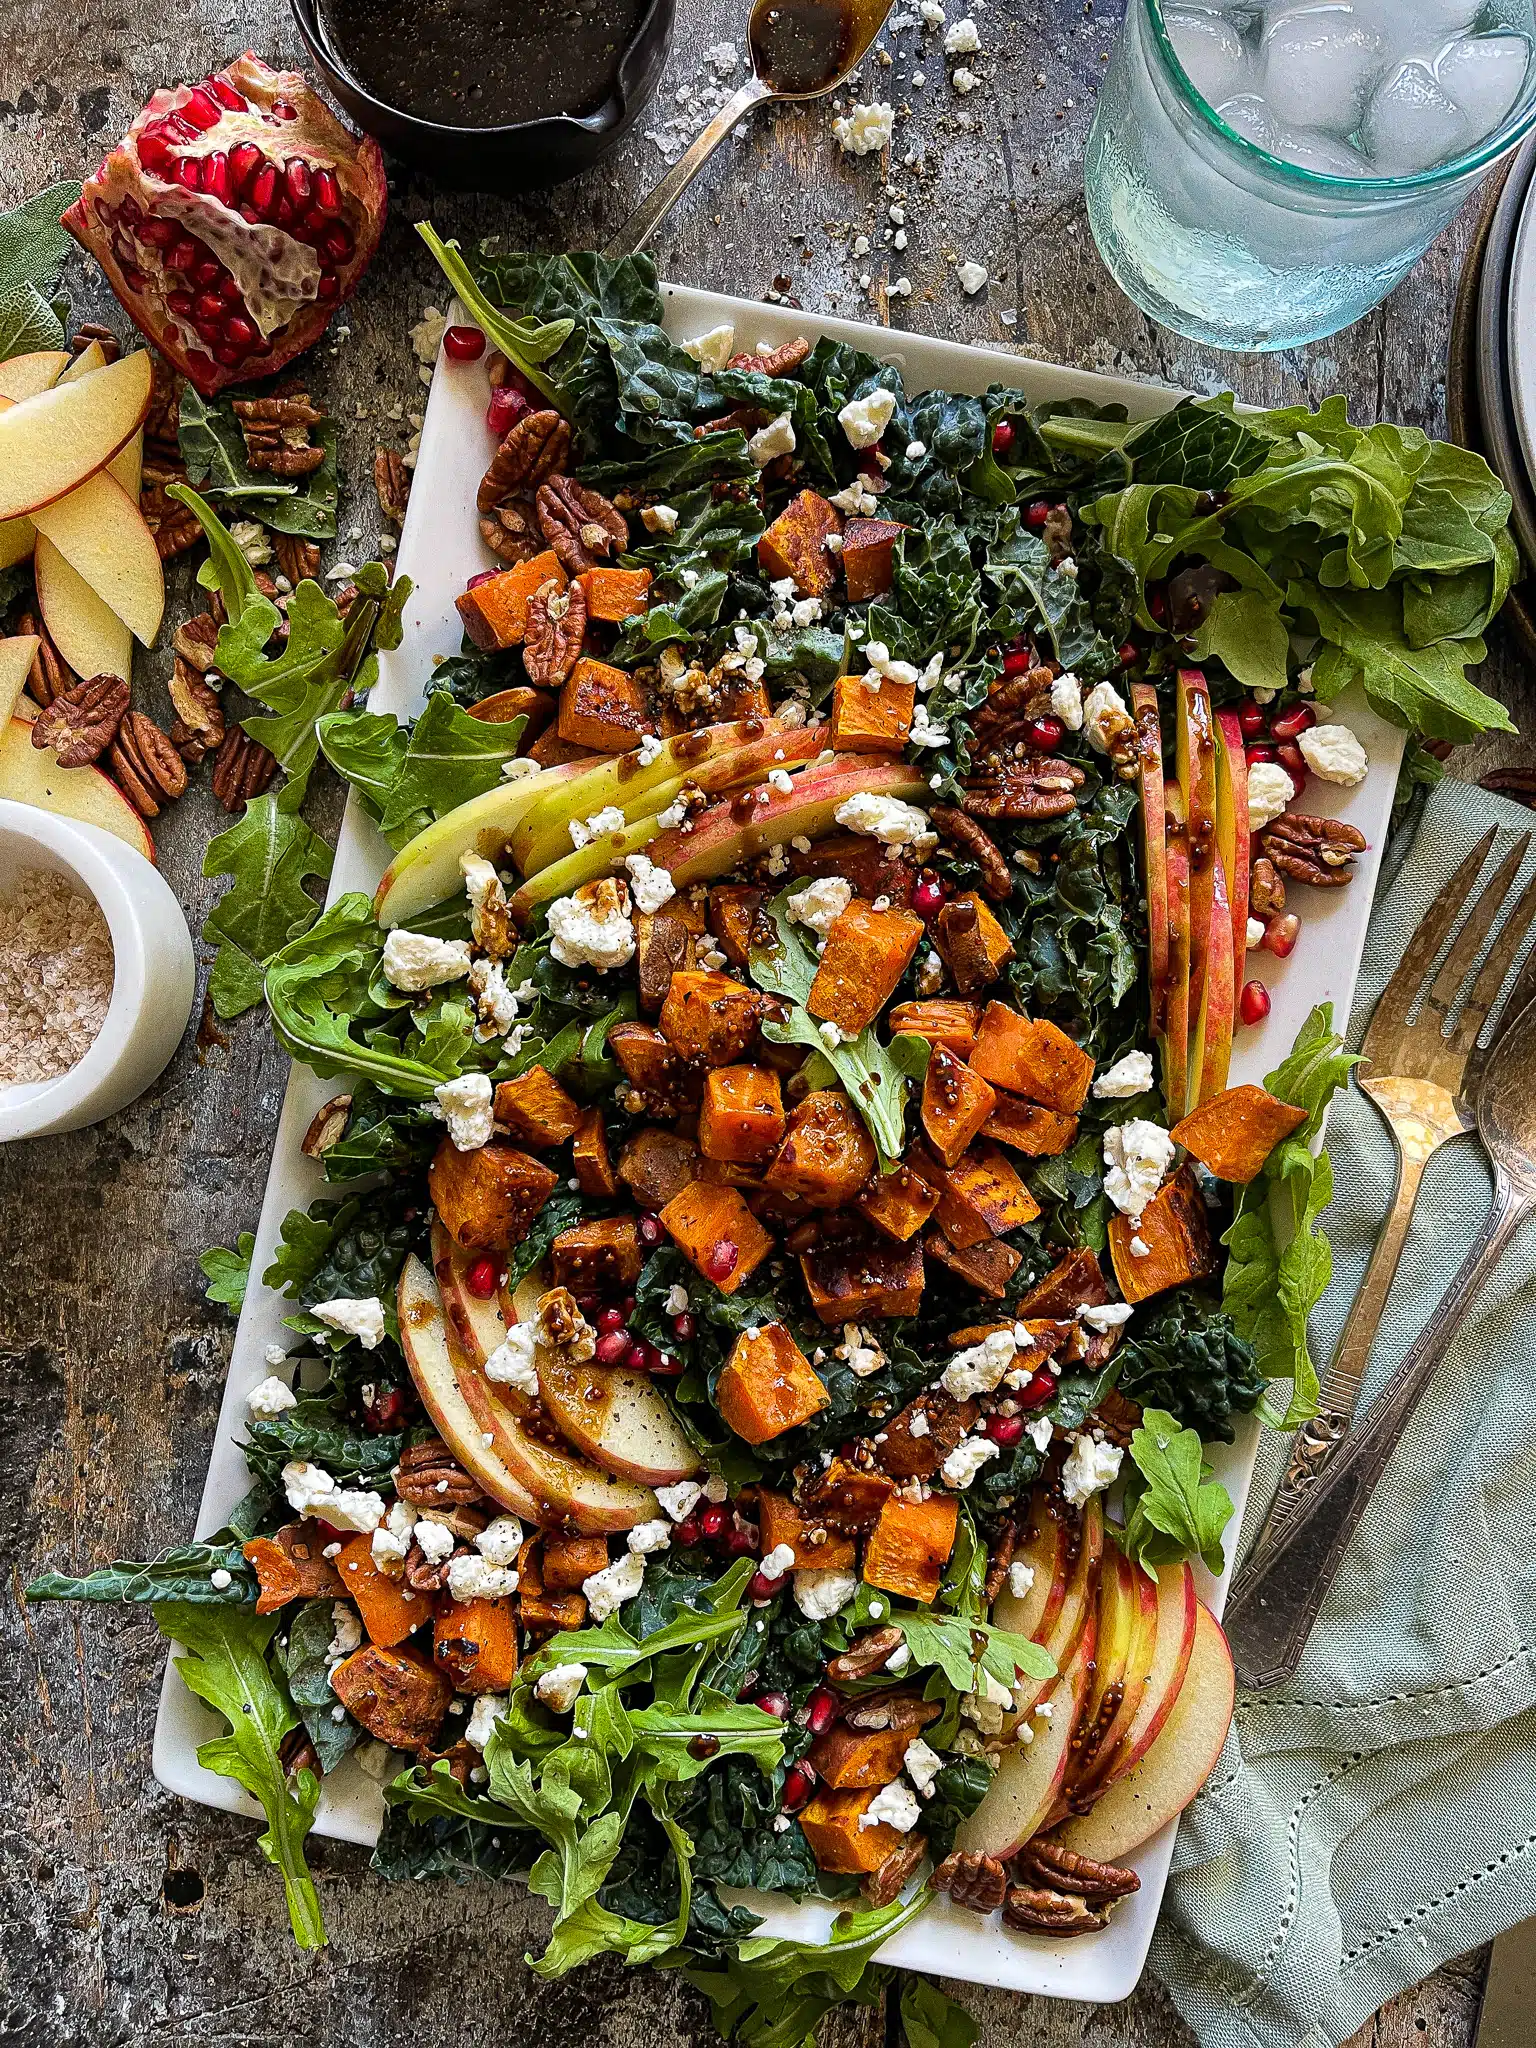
[1298,721,1369,786]
[476,1515,525,1567]
[434,1071,495,1152]
[484,1322,540,1395]
[655,1479,703,1522]
[569,805,626,852]
[583,1550,647,1621]
[1083,679,1133,753]
[535,1662,589,1714]
[1050,672,1084,729]
[624,852,677,913]
[281,1461,386,1532]
[787,875,853,936]
[903,1737,944,1797]
[1102,1119,1175,1223]
[838,387,897,449]
[1247,761,1296,831]
[941,1433,1001,1488]
[627,1518,673,1556]
[381,928,471,991]
[311,1295,387,1349]
[832,101,896,154]
[547,878,636,971]
[1093,1049,1154,1099]
[1061,1433,1124,1506]
[835,792,934,848]
[446,1553,519,1602]
[682,323,735,371]
[859,1777,921,1832]
[465,1693,508,1750]
[1008,1559,1036,1600]
[749,413,797,465]
[793,1567,859,1620]
[956,258,988,294]
[246,1374,297,1421]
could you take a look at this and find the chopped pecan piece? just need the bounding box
[982,1517,1018,1606]
[963,759,1085,822]
[272,532,322,587]
[1248,854,1285,914]
[930,1850,1008,1913]
[1481,768,1536,809]
[232,392,327,476]
[865,1835,928,1907]
[300,1094,352,1159]
[72,321,122,363]
[144,350,183,449]
[396,1437,483,1508]
[478,409,572,513]
[173,611,222,676]
[1002,1884,1111,1935]
[825,1624,905,1682]
[31,675,129,766]
[15,609,74,707]
[279,1727,321,1779]
[110,711,186,817]
[374,446,411,525]
[479,499,543,564]
[141,469,203,560]
[168,659,225,763]
[1012,1837,1140,1903]
[696,404,771,440]
[1260,812,1368,888]
[1089,1386,1142,1449]
[969,665,1056,753]
[727,337,812,377]
[841,1693,940,1734]
[932,805,1012,902]
[523,575,587,688]
[536,474,628,574]
[1041,504,1074,563]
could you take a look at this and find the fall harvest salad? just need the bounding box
[28,244,1517,2031]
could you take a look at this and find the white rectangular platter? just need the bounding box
[153,281,1405,2002]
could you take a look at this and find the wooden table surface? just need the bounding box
[3,2,1532,2043]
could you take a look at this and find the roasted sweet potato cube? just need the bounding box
[466,684,554,738]
[802,1456,895,1533]
[764,1088,877,1208]
[920,1047,997,1168]
[888,999,982,1058]
[1109,1165,1220,1304]
[839,517,907,602]
[757,487,842,596]
[516,1538,588,1634]
[863,1494,960,1603]
[789,831,914,907]
[716,1322,828,1442]
[455,550,566,650]
[576,565,652,622]
[528,723,596,768]
[551,1216,643,1291]
[493,1064,583,1149]
[337,1535,429,1649]
[982,1095,1079,1156]
[558,657,655,752]
[618,1126,701,1209]
[875,1392,977,1480]
[659,667,772,734]
[924,1227,1021,1297]
[934,1143,1041,1249]
[808,1721,912,1791]
[542,1532,611,1593]
[242,1521,344,1614]
[570,1108,618,1198]
[635,899,705,1013]
[610,1022,700,1116]
[1017,1247,1110,1318]
[699,1064,786,1164]
[433,1596,518,1694]
[430,1138,559,1252]
[330,1642,453,1754]
[659,968,761,1066]
[1171,1083,1308,1184]
[660,1182,774,1294]
[971,1002,1095,1113]
[708,883,764,969]
[933,891,1015,996]
[755,1488,857,1570]
[807,900,924,1037]
[798,1785,904,1872]
[799,1235,926,1323]
[829,673,915,753]
[857,1160,940,1242]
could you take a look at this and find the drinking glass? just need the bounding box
[1085,0,1536,350]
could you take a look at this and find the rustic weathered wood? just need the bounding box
[2,0,1526,2041]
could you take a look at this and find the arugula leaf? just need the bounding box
[201,778,333,1019]
[1115,1407,1234,1577]
[26,1539,257,1606]
[1295,580,1514,744]
[154,1602,326,1949]
[376,691,527,844]
[900,1975,980,2048]
[200,1234,255,1313]
[317,707,410,826]
[895,1604,1055,1695]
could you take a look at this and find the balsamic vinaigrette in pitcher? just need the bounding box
[316,0,649,125]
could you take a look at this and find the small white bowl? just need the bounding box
[0,798,195,1141]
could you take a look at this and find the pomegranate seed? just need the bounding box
[163,115,199,143]
[1270,703,1317,742]
[672,1310,696,1341]
[595,1330,630,1366]
[575,1293,600,1313]
[313,167,341,214]
[986,1412,1026,1446]
[193,289,225,322]
[192,256,221,288]
[487,385,528,437]
[912,876,944,919]
[444,324,486,362]
[598,1306,626,1333]
[1019,1368,1057,1410]
[316,273,341,300]
[1024,500,1052,530]
[1240,979,1272,1027]
[221,272,244,301]
[700,1504,728,1540]
[182,87,223,131]
[673,1515,702,1546]
[272,99,298,119]
[140,217,179,247]
[1284,759,1309,800]
[724,1520,757,1551]
[1246,743,1278,768]
[621,1340,649,1371]
[1024,714,1065,753]
[465,1255,499,1299]
[274,196,296,229]
[805,1688,839,1735]
[194,316,225,346]
[120,264,148,292]
[208,76,247,111]
[168,291,194,318]
[285,157,312,208]
[230,139,262,191]
[239,202,260,224]
[638,1342,665,1372]
[466,569,500,592]
[622,1294,637,1316]
[754,1690,791,1717]
[650,1352,684,1377]
[1118,640,1139,667]
[1274,738,1308,775]
[200,151,231,204]
[176,156,201,191]
[637,1212,663,1247]
[1002,646,1033,677]
[1238,701,1268,740]
[248,162,277,214]
[137,131,173,176]
[1149,587,1168,624]
[364,1385,408,1433]
[321,223,354,265]
[748,1571,782,1603]
[120,194,143,223]
[1262,912,1301,959]
[781,1764,814,1813]
[704,1242,739,1284]
[992,419,1015,457]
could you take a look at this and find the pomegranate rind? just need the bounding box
[63,51,387,398]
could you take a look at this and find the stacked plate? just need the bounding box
[1453,133,1536,658]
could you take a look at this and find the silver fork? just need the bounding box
[1231,827,1536,1593]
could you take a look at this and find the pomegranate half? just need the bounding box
[63,52,387,396]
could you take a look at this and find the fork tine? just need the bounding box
[1361,827,1497,1059]
[1462,936,1536,1101]
[1452,863,1536,1058]
[1419,834,1532,1033]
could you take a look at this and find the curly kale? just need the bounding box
[1114,1290,1265,1442]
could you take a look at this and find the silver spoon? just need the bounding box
[604,0,897,259]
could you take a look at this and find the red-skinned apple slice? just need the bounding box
[34,534,133,684]
[1072,1545,1160,1799]
[373,758,593,928]
[1191,846,1236,1107]
[0,348,152,520]
[1131,681,1169,1034]
[30,467,164,645]
[1054,1599,1234,1862]
[1175,668,1217,1113]
[1214,708,1250,999]
[998,1507,1069,1644]
[954,1607,1098,1859]
[1008,1495,1103,1719]
[1097,1559,1197,1790]
[0,709,153,858]
[1162,779,1191,1117]
[0,638,39,731]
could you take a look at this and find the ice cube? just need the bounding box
[1218,91,1279,149]
[1356,0,1480,36]
[1436,34,1529,143]
[1275,124,1374,173]
[1259,5,1386,133]
[1166,7,1252,108]
[1360,60,1471,173]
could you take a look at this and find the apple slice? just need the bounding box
[1097,1559,1197,1791]
[1162,779,1191,1117]
[0,518,35,573]
[0,639,38,730]
[0,350,70,402]
[0,348,153,521]
[31,468,164,645]
[1054,1600,1234,1862]
[454,1347,660,1534]
[34,535,133,684]
[1073,1544,1160,1799]
[1174,668,1217,1113]
[372,757,592,928]
[1076,1545,1137,1769]
[1009,1494,1104,1718]
[1131,681,1168,1030]
[954,1610,1098,1859]
[1,708,154,859]
[996,1505,1069,1644]
[1214,708,1250,1000]
[56,341,107,385]
[1190,845,1236,1107]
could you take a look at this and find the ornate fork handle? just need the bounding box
[1225,1164,1533,1690]
[603,78,773,258]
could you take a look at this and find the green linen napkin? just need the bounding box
[1154,773,1536,2048]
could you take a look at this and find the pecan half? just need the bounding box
[211,728,278,812]
[696,404,771,440]
[279,1727,321,1780]
[110,711,187,817]
[1012,1837,1140,1903]
[864,1835,927,1907]
[963,759,1086,822]
[524,575,587,688]
[173,611,222,676]
[144,350,183,449]
[72,321,122,363]
[273,532,322,587]
[141,472,203,559]
[1041,504,1074,564]
[1248,854,1285,915]
[826,1624,905,1682]
[168,658,225,763]
[1481,768,1536,809]
[1002,1884,1109,1935]
[930,1850,1008,1913]
[30,675,129,766]
[15,609,73,707]
[403,1535,459,1595]
[374,447,411,525]
[395,1437,483,1508]
[300,1094,353,1159]
[932,805,1012,902]
[536,474,628,574]
[969,664,1056,752]
[727,337,812,377]
[232,392,327,476]
[477,409,572,514]
[1260,812,1368,888]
